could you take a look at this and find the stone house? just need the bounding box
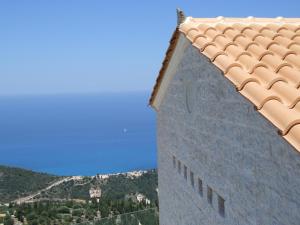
[89,187,101,199]
[149,12,300,225]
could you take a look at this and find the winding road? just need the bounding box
[13,177,74,204]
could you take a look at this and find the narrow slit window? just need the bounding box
[177,160,181,174]
[190,171,194,187]
[218,195,225,217]
[207,186,213,205]
[173,156,176,168]
[198,178,203,196]
[184,165,187,180]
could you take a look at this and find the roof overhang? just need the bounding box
[149,29,190,111]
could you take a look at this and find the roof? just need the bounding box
[149,29,181,108]
[150,16,300,152]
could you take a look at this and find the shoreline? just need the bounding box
[0,164,157,177]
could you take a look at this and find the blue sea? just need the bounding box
[0,92,156,176]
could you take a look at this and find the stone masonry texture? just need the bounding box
[156,41,300,225]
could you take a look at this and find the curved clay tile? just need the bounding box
[224,44,245,60]
[274,36,295,48]
[213,54,243,73]
[186,28,198,35]
[278,28,297,39]
[215,24,233,34]
[234,35,252,48]
[212,34,232,45]
[271,81,300,108]
[242,28,260,40]
[260,54,291,73]
[232,24,250,32]
[277,66,300,87]
[291,34,300,40]
[268,43,297,60]
[284,120,300,136]
[244,42,258,50]
[284,54,300,68]
[237,54,268,74]
[290,98,300,109]
[251,67,288,89]
[283,124,300,152]
[293,102,300,113]
[247,44,273,60]
[190,34,207,43]
[244,41,259,51]
[213,35,234,50]
[225,67,260,90]
[202,44,227,61]
[201,26,217,35]
[276,62,294,73]
[292,35,300,43]
[260,29,281,40]
[249,24,265,32]
[205,28,220,39]
[289,43,300,53]
[236,51,252,60]
[266,24,282,32]
[224,29,240,40]
[283,24,299,32]
[192,36,210,51]
[260,100,300,135]
[186,29,200,41]
[254,36,278,49]
[241,82,281,109]
[178,23,191,34]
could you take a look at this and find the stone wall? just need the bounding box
[157,40,300,225]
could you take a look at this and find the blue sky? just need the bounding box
[1,0,300,95]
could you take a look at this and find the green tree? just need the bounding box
[3,214,14,225]
[57,206,70,214]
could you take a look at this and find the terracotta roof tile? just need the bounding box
[150,17,300,152]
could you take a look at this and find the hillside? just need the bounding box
[0,166,158,225]
[0,165,60,203]
[0,166,158,205]
[36,170,158,203]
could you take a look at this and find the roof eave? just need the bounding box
[149,28,181,108]
[149,28,191,110]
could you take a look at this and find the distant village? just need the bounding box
[0,169,157,225]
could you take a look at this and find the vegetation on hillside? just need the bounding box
[0,166,159,225]
[102,170,158,202]
[0,165,60,203]
[81,207,159,225]
[35,170,158,204]
[1,199,158,225]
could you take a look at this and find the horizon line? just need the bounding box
[0,90,152,97]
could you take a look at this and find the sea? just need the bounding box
[0,92,156,176]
